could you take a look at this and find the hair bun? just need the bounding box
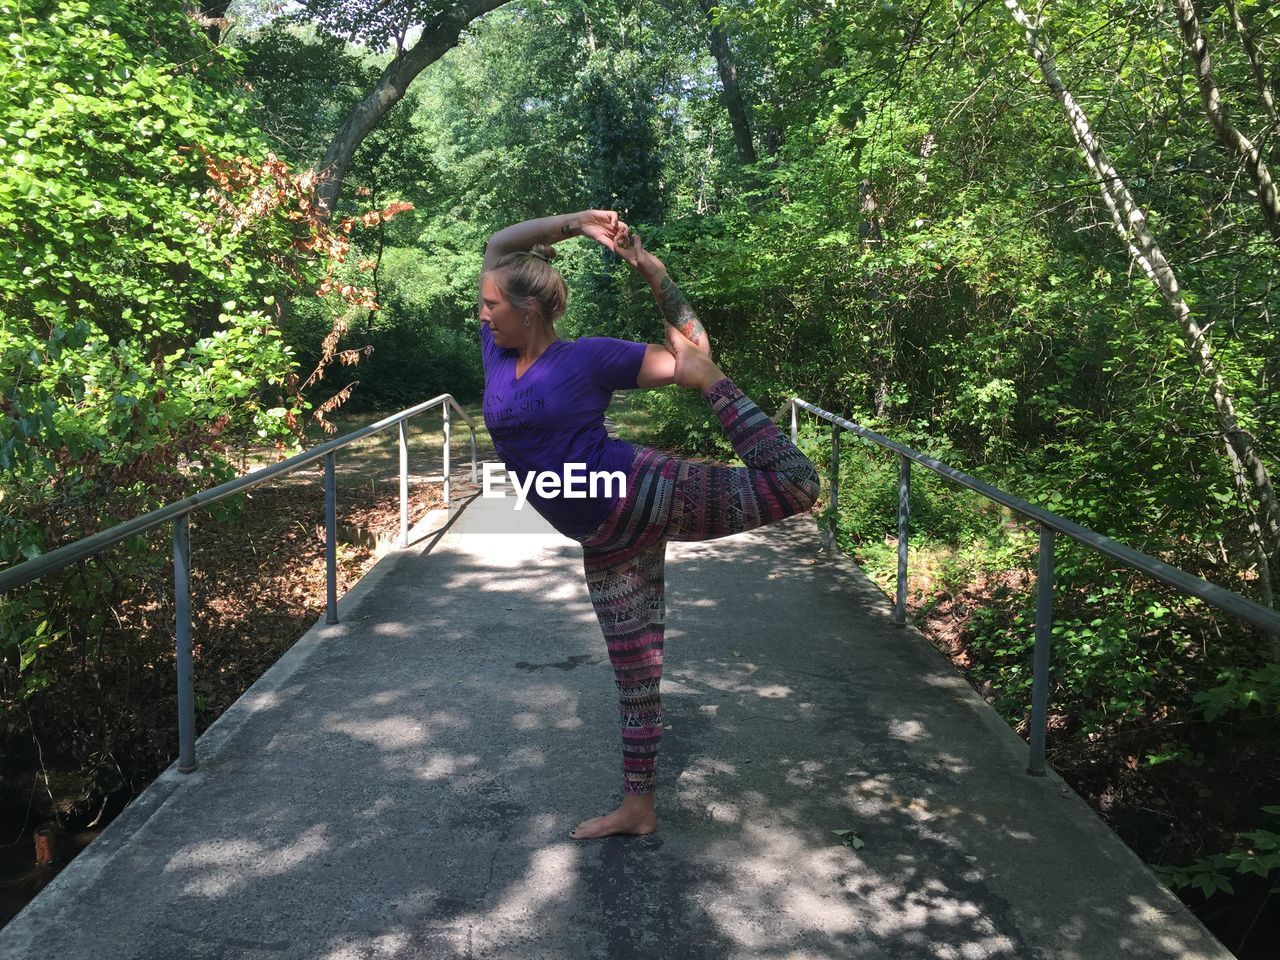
[529,244,557,262]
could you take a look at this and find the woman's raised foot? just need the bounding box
[667,325,725,392]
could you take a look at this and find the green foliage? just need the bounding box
[833,828,865,850]
[235,25,376,169]
[304,280,484,409]
[1,0,307,498]
[958,562,1207,734]
[1193,664,1280,723]
[829,432,997,545]
[631,382,735,456]
[0,0,352,701]
[291,0,469,53]
[396,0,727,338]
[1156,807,1280,899]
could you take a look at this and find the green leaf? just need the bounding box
[833,829,865,850]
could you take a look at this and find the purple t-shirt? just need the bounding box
[481,322,646,538]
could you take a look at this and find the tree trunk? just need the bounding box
[696,0,757,164]
[312,0,511,222]
[1003,0,1280,610]
[1224,0,1279,127]
[583,5,597,54]
[1172,0,1280,243]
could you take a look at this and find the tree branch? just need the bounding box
[312,0,512,221]
[1173,0,1280,244]
[1225,0,1279,127]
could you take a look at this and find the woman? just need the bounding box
[479,209,820,840]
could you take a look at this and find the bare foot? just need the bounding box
[666,324,725,392]
[569,795,657,840]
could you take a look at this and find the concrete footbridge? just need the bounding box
[0,487,1233,959]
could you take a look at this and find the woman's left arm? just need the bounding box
[614,228,711,389]
[613,228,712,356]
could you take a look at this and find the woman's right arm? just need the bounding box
[482,210,623,276]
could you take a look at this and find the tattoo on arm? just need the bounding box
[657,275,707,346]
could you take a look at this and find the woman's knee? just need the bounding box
[791,457,821,512]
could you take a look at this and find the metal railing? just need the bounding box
[778,396,1280,776]
[0,394,478,774]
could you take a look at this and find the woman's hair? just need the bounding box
[487,244,569,327]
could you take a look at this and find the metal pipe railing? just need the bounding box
[779,396,1280,776]
[896,454,910,625]
[173,513,196,773]
[0,393,480,773]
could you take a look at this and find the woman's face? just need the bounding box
[479,275,525,349]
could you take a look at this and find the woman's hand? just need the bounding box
[612,224,667,282]
[576,209,623,252]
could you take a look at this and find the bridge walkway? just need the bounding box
[0,492,1230,959]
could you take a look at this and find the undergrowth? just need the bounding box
[784,414,1280,955]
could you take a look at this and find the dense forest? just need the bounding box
[2,0,1279,953]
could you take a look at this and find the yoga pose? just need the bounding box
[479,210,820,839]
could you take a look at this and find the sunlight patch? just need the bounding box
[168,824,330,897]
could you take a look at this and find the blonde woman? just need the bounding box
[479,210,819,839]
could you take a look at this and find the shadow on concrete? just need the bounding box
[0,498,1230,959]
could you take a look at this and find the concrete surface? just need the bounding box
[0,490,1234,960]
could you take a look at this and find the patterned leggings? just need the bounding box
[577,378,820,795]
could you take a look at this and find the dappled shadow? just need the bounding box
[0,503,1231,959]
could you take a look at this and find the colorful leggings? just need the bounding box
[576,378,820,795]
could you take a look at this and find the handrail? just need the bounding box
[777,395,1280,775]
[0,394,477,595]
[0,393,479,773]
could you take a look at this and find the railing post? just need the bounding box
[790,401,798,446]
[173,513,197,773]
[469,420,478,484]
[324,452,338,625]
[1028,524,1055,776]
[398,419,409,547]
[828,423,841,544]
[443,403,452,510]
[895,454,910,625]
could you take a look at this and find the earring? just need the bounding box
[523,315,532,327]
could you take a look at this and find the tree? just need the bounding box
[1172,0,1280,243]
[696,0,756,164]
[0,0,403,699]
[1003,0,1280,613]
[289,0,514,221]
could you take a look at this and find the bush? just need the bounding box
[0,0,406,783]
